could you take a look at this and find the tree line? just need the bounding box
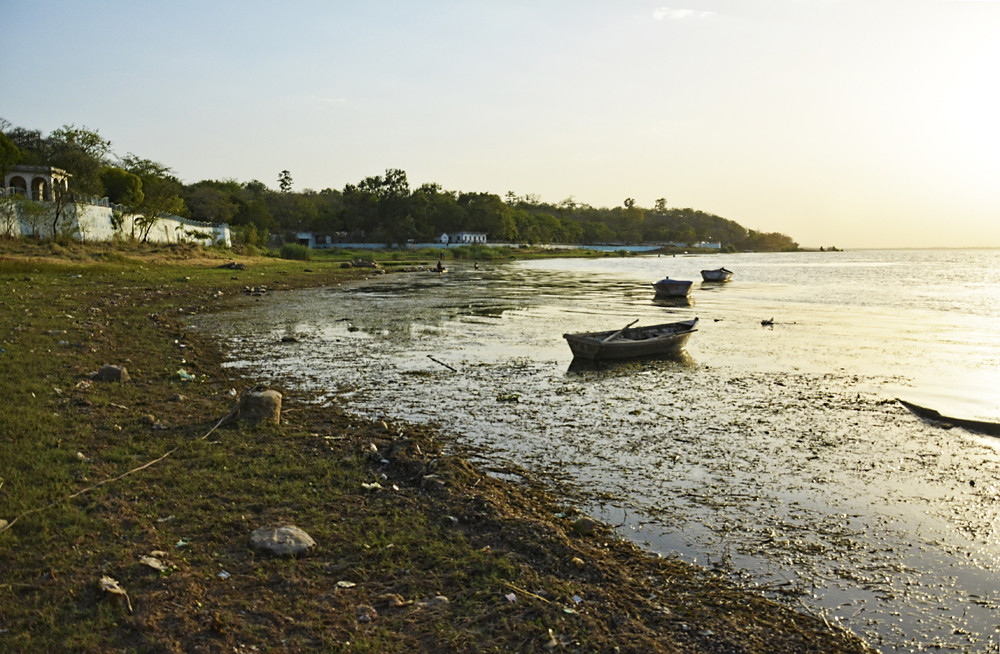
[0,119,798,251]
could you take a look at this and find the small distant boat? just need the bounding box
[701,267,734,282]
[652,277,693,298]
[563,318,698,360]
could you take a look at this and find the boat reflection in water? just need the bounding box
[653,296,694,308]
[567,350,694,374]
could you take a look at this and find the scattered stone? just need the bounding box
[169,393,186,402]
[249,525,315,556]
[416,595,449,609]
[140,555,167,572]
[94,364,130,383]
[421,474,446,492]
[572,517,597,537]
[356,604,378,623]
[377,593,411,608]
[238,389,282,423]
[0,519,9,530]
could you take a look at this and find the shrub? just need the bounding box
[279,243,311,260]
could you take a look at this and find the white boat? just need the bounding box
[563,318,698,360]
[652,277,693,297]
[701,267,734,282]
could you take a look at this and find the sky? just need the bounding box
[4,0,999,249]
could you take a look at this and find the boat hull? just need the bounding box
[563,318,698,360]
[700,268,733,282]
[651,279,693,297]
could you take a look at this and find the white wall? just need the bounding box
[1,199,231,247]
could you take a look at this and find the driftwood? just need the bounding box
[427,355,457,373]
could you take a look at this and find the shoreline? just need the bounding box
[0,242,872,652]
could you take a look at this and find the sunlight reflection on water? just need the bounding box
[196,250,1000,653]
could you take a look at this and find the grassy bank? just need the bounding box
[0,241,871,653]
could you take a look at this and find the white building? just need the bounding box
[2,165,71,201]
[439,231,487,244]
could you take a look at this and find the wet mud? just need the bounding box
[195,257,1000,652]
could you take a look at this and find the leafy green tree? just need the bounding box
[119,155,187,241]
[100,167,144,207]
[47,125,112,196]
[0,131,22,181]
[278,170,293,193]
[183,183,241,225]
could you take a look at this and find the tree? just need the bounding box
[0,196,19,237]
[278,170,293,193]
[0,131,22,181]
[119,155,187,241]
[183,184,240,225]
[100,167,144,207]
[47,124,112,196]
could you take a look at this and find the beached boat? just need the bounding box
[701,267,734,282]
[563,318,698,360]
[652,277,693,297]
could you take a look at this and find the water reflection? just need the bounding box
[566,351,695,374]
[652,296,694,308]
[197,252,1000,654]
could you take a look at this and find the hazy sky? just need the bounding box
[4,1,999,248]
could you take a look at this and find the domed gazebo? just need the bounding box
[2,165,71,201]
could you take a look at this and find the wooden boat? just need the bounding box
[651,277,693,297]
[701,267,733,282]
[563,318,698,360]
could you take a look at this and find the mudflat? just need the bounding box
[0,241,872,653]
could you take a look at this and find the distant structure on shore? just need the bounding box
[439,231,487,245]
[1,165,231,247]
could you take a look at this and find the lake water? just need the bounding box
[196,249,1000,653]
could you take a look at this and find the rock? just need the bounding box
[416,595,449,609]
[249,525,315,556]
[356,604,378,623]
[421,474,446,492]
[377,593,410,608]
[572,517,597,537]
[94,364,130,383]
[238,389,282,423]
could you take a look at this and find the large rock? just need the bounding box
[249,525,315,556]
[238,389,282,423]
[94,364,130,383]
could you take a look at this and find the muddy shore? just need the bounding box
[0,243,873,652]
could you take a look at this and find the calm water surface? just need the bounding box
[196,249,1000,653]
